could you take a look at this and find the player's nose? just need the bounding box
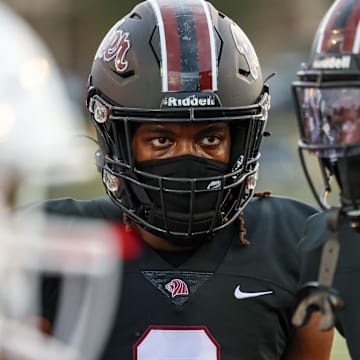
[175,139,197,156]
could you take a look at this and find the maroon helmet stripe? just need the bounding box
[156,0,182,91]
[191,2,213,90]
[320,0,360,53]
[150,0,216,92]
[343,1,360,51]
[320,0,345,52]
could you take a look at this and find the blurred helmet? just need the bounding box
[0,2,90,208]
[0,4,121,360]
[292,0,360,216]
[87,0,270,244]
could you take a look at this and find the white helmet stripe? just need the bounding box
[148,0,217,92]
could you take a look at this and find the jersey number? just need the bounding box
[134,325,220,359]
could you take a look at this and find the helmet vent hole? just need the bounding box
[111,69,135,79]
[130,12,142,20]
[238,69,250,77]
[121,70,135,79]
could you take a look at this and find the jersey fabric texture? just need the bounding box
[39,195,317,360]
[299,212,360,360]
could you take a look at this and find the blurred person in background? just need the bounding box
[291,0,360,358]
[33,0,335,358]
[0,3,122,359]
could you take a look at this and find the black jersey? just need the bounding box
[298,212,360,360]
[40,195,317,360]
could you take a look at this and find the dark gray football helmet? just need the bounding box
[293,0,360,217]
[87,0,270,243]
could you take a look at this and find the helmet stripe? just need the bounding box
[148,0,171,91]
[317,0,359,53]
[192,0,217,91]
[176,2,200,91]
[343,0,360,52]
[317,0,346,53]
[353,16,360,52]
[148,0,217,92]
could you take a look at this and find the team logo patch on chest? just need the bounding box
[165,278,189,297]
[141,270,212,306]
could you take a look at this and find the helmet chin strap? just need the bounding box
[292,208,345,331]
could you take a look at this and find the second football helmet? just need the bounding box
[292,0,360,216]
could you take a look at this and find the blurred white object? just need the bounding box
[0,209,121,360]
[0,3,122,360]
[0,1,90,189]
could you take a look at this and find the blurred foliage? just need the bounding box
[6,0,333,77]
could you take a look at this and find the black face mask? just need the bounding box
[133,155,229,246]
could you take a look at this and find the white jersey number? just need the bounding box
[134,326,220,359]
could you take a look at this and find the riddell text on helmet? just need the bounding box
[312,55,351,70]
[161,95,216,107]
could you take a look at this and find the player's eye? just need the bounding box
[150,137,171,147]
[200,135,222,147]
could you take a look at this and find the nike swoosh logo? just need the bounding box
[234,285,273,300]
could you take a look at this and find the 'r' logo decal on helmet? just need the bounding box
[95,28,131,73]
[148,0,217,92]
[165,279,189,297]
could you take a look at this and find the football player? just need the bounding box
[291,0,360,358]
[38,0,333,358]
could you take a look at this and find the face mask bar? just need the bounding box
[293,79,360,211]
[100,118,263,239]
[87,87,270,240]
[299,143,360,214]
[104,158,260,240]
[88,85,270,165]
[293,86,360,157]
[298,144,337,209]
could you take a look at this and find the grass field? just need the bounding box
[331,330,351,359]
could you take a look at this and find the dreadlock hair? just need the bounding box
[237,190,272,247]
[122,212,133,233]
